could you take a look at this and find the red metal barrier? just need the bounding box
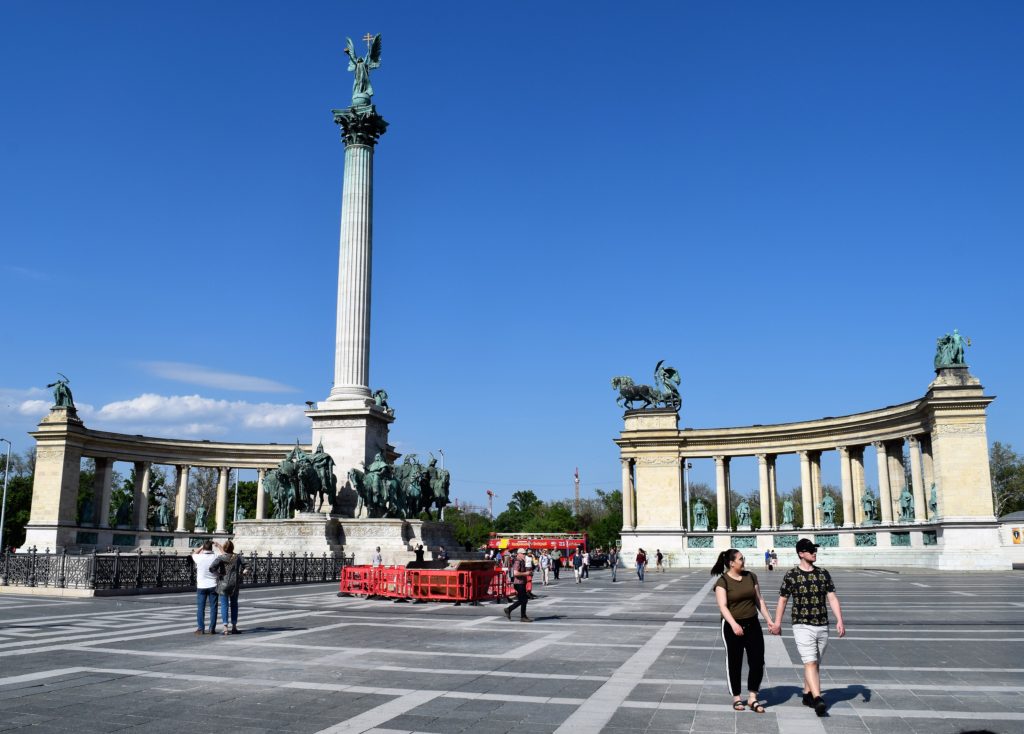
[339,564,532,603]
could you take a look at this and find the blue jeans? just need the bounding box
[637,563,645,582]
[196,587,219,631]
[220,591,239,626]
[610,562,617,581]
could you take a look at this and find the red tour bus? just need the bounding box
[486,532,588,552]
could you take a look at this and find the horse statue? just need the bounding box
[611,376,660,410]
[348,468,368,517]
[264,468,295,519]
[426,456,451,520]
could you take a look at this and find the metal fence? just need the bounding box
[0,547,352,592]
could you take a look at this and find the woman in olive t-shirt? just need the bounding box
[711,548,779,713]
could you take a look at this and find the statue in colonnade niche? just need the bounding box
[235,507,246,520]
[782,499,795,526]
[79,496,95,525]
[898,486,914,522]
[692,498,708,531]
[47,373,75,409]
[156,498,171,529]
[861,491,877,525]
[114,497,133,527]
[194,506,207,531]
[819,494,836,527]
[928,483,938,516]
[735,500,751,528]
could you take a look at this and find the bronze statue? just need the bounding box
[344,34,382,107]
[935,329,969,368]
[156,497,171,528]
[372,389,394,416]
[861,491,877,525]
[819,494,836,526]
[47,373,75,409]
[311,441,338,512]
[928,483,938,516]
[612,361,683,411]
[692,498,708,530]
[782,499,795,525]
[194,506,207,531]
[736,499,751,527]
[654,361,682,410]
[899,486,914,522]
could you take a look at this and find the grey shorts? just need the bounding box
[792,624,829,664]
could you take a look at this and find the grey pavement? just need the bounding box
[1,563,1022,734]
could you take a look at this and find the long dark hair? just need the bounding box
[710,548,740,576]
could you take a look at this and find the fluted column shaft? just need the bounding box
[757,454,769,531]
[768,456,777,529]
[851,447,866,525]
[215,467,229,533]
[256,468,267,520]
[330,143,375,400]
[799,451,813,528]
[715,456,728,531]
[838,447,853,527]
[134,461,151,531]
[175,465,190,533]
[908,436,926,522]
[94,458,114,528]
[621,460,635,530]
[874,442,893,524]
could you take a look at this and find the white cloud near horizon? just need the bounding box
[141,361,298,393]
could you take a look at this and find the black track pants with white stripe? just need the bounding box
[721,617,765,696]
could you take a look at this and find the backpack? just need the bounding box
[212,554,242,596]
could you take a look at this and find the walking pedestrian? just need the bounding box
[551,549,561,580]
[770,549,778,569]
[608,547,618,582]
[191,540,219,635]
[539,549,551,585]
[371,546,383,567]
[712,548,777,713]
[210,540,249,636]
[635,548,648,582]
[656,549,665,572]
[764,549,772,571]
[503,548,533,623]
[581,549,590,579]
[771,539,846,717]
[572,549,583,583]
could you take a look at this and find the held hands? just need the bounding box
[767,621,781,635]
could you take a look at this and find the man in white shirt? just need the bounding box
[372,547,383,567]
[192,540,220,635]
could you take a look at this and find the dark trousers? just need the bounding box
[506,582,529,618]
[553,560,560,579]
[721,617,765,695]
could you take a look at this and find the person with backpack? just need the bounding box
[209,540,249,636]
[572,549,584,583]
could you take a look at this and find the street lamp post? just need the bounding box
[683,461,693,531]
[0,438,12,555]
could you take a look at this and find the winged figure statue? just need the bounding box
[344,34,382,107]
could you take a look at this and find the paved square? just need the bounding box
[1,566,1022,733]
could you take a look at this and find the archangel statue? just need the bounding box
[344,34,382,107]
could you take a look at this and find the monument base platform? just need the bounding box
[232,515,476,565]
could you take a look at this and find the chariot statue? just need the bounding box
[612,361,682,411]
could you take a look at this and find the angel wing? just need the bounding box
[367,33,382,68]
[345,37,356,71]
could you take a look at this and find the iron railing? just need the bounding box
[0,547,352,591]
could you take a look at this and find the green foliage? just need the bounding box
[493,487,621,549]
[227,480,258,532]
[443,506,493,549]
[991,442,1024,517]
[1,450,37,549]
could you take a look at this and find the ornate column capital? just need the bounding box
[906,435,920,447]
[756,453,767,464]
[713,455,725,464]
[872,440,886,451]
[333,105,389,146]
[798,450,810,460]
[837,445,849,456]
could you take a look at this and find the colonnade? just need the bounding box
[620,433,937,532]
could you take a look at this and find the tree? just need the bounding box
[991,442,1024,517]
[1,450,35,550]
[188,467,223,531]
[444,506,493,549]
[585,489,622,549]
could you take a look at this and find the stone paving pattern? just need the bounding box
[1,562,1022,733]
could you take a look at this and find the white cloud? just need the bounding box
[92,393,307,437]
[141,361,298,393]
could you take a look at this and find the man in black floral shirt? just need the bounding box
[772,538,846,717]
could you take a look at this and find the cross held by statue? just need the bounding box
[363,33,374,45]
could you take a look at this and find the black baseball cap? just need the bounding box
[795,539,819,554]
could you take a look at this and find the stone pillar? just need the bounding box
[328,106,388,403]
[715,456,728,531]
[215,467,229,533]
[95,458,115,529]
[175,465,190,533]
[768,456,777,529]
[888,441,907,522]
[908,436,926,522]
[810,451,823,527]
[921,435,935,517]
[873,442,892,524]
[757,454,770,531]
[621,460,635,530]
[851,447,866,525]
[22,408,86,551]
[799,451,813,528]
[134,461,151,531]
[256,468,267,520]
[837,447,853,527]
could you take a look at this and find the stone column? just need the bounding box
[621,460,636,530]
[328,106,388,403]
[757,454,770,531]
[810,452,823,527]
[873,442,892,524]
[888,441,907,522]
[175,465,190,533]
[799,451,813,528]
[921,435,935,517]
[256,468,267,520]
[215,467,230,533]
[134,461,151,531]
[838,447,854,527]
[768,456,777,529]
[851,447,866,525]
[95,458,115,528]
[715,456,728,531]
[908,436,926,522]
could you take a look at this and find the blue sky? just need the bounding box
[2,2,1022,512]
